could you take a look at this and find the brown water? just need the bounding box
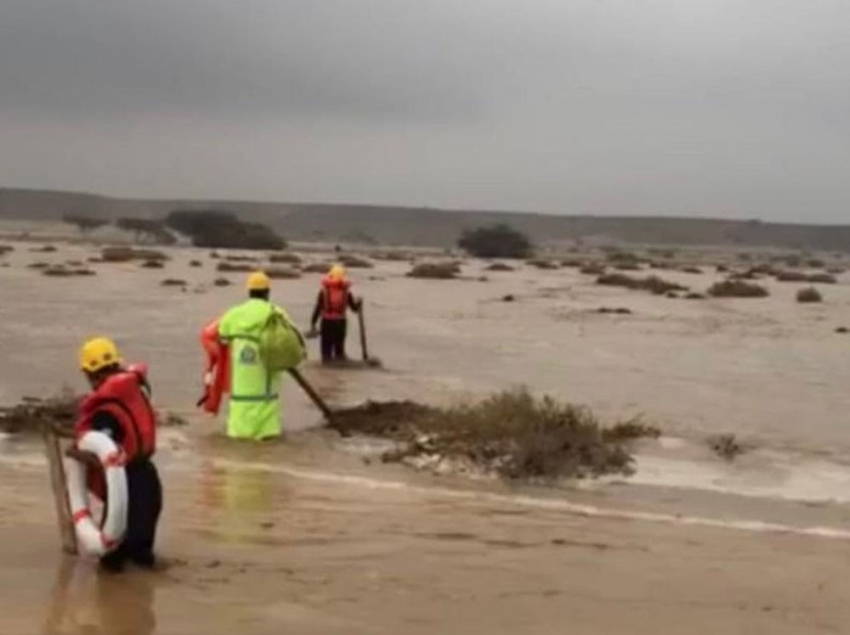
[2,237,850,633]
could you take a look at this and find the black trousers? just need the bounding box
[101,458,163,571]
[320,318,348,362]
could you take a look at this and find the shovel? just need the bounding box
[356,299,382,368]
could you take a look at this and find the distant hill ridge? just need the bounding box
[2,187,849,251]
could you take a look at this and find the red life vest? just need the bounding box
[74,364,157,461]
[321,277,351,320]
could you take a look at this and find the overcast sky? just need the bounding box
[0,0,848,222]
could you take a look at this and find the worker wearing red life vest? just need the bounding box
[69,337,162,573]
[310,264,361,363]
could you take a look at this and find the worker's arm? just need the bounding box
[88,411,125,444]
[348,292,361,313]
[64,411,123,463]
[310,291,324,329]
[217,308,236,342]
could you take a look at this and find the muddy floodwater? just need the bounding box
[2,236,850,633]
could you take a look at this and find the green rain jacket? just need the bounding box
[218,299,294,440]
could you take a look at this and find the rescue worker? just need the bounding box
[310,264,361,364]
[217,271,297,440]
[68,337,162,573]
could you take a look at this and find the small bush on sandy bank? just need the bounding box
[302,262,333,274]
[213,277,232,287]
[527,258,560,270]
[836,326,849,334]
[597,273,687,295]
[807,273,838,284]
[796,287,823,303]
[42,266,96,277]
[614,262,642,271]
[189,260,203,268]
[605,250,641,264]
[224,254,259,263]
[485,262,516,272]
[560,259,584,268]
[269,252,303,265]
[370,251,411,262]
[216,261,254,273]
[101,247,169,263]
[266,267,301,280]
[330,389,657,480]
[141,260,165,269]
[596,307,633,315]
[30,245,58,253]
[579,264,606,276]
[774,270,837,284]
[407,262,461,279]
[161,278,187,287]
[708,279,769,298]
[680,266,703,274]
[338,254,374,269]
[27,262,50,270]
[0,245,13,255]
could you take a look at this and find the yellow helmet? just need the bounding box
[328,264,346,280]
[246,271,271,291]
[79,337,121,373]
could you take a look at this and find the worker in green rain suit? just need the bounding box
[217,271,302,440]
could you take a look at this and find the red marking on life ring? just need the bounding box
[100,533,117,550]
[72,509,91,525]
[102,451,125,468]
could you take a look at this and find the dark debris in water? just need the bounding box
[0,394,77,434]
[0,393,188,435]
[329,389,659,481]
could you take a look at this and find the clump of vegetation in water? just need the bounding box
[407,262,462,280]
[796,287,823,303]
[708,434,746,461]
[708,279,769,298]
[338,254,374,269]
[330,388,658,481]
[0,392,188,435]
[101,246,169,263]
[597,273,687,295]
[268,252,303,265]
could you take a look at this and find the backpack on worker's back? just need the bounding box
[258,308,306,372]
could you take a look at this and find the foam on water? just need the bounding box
[211,458,850,541]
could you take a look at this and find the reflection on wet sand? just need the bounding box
[43,557,156,635]
[199,462,280,545]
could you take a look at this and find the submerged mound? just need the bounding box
[331,389,657,480]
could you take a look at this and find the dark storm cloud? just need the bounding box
[1,0,850,221]
[0,0,500,120]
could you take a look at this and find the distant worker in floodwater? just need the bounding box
[310,264,361,364]
[217,271,305,441]
[69,337,162,573]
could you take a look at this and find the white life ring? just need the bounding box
[66,431,128,556]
